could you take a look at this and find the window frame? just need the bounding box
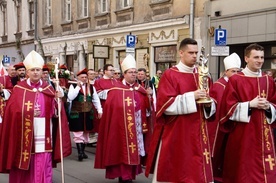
[100,0,107,13]
[83,0,88,17]
[65,0,71,21]
[46,0,52,25]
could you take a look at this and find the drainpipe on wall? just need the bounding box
[34,0,37,51]
[190,0,195,39]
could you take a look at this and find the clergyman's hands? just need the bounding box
[194,89,207,100]
[249,95,270,110]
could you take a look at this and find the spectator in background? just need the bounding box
[96,68,104,80]
[87,69,96,85]
[151,70,162,90]
[11,62,26,86]
[113,68,122,81]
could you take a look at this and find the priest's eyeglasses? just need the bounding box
[127,71,138,74]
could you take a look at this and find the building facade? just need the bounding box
[36,0,207,75]
[0,0,275,79]
[207,0,276,79]
[0,0,35,66]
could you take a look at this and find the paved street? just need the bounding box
[0,145,153,183]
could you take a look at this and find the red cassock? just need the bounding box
[94,82,149,169]
[93,78,118,133]
[145,67,213,182]
[0,75,14,120]
[0,80,71,172]
[208,77,228,181]
[220,73,276,183]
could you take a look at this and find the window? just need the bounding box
[46,0,52,25]
[101,0,107,13]
[0,2,7,36]
[14,0,21,33]
[65,0,71,21]
[123,0,129,8]
[29,1,34,30]
[83,0,88,17]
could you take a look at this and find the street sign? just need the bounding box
[215,29,227,46]
[211,46,229,56]
[2,56,10,64]
[126,35,136,48]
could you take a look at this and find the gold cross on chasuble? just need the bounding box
[265,155,275,170]
[261,90,266,98]
[25,100,33,111]
[125,97,132,106]
[22,150,29,162]
[129,142,136,153]
[203,148,210,164]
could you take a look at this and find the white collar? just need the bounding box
[176,61,195,73]
[242,66,262,77]
[27,78,42,86]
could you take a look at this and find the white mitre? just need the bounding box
[121,54,136,73]
[223,52,241,70]
[23,50,44,70]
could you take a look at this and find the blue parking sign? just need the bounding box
[2,56,10,64]
[215,29,227,46]
[126,35,136,48]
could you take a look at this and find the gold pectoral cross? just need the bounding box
[203,148,210,164]
[265,155,275,170]
[25,101,33,111]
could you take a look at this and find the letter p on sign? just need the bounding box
[215,29,227,46]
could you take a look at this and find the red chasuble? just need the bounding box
[220,73,276,183]
[94,82,149,169]
[93,78,118,132]
[145,67,213,182]
[208,77,228,181]
[0,80,71,172]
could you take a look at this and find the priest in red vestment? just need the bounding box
[0,50,71,183]
[208,52,241,182]
[145,38,216,182]
[219,43,276,183]
[91,64,118,144]
[95,55,150,183]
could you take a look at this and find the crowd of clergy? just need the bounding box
[0,37,276,183]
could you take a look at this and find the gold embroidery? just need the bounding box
[24,101,33,111]
[127,110,134,139]
[22,150,29,162]
[24,117,32,146]
[125,97,132,106]
[264,118,271,151]
[201,119,207,144]
[261,90,266,98]
[265,155,275,170]
[129,142,136,153]
[203,148,210,164]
